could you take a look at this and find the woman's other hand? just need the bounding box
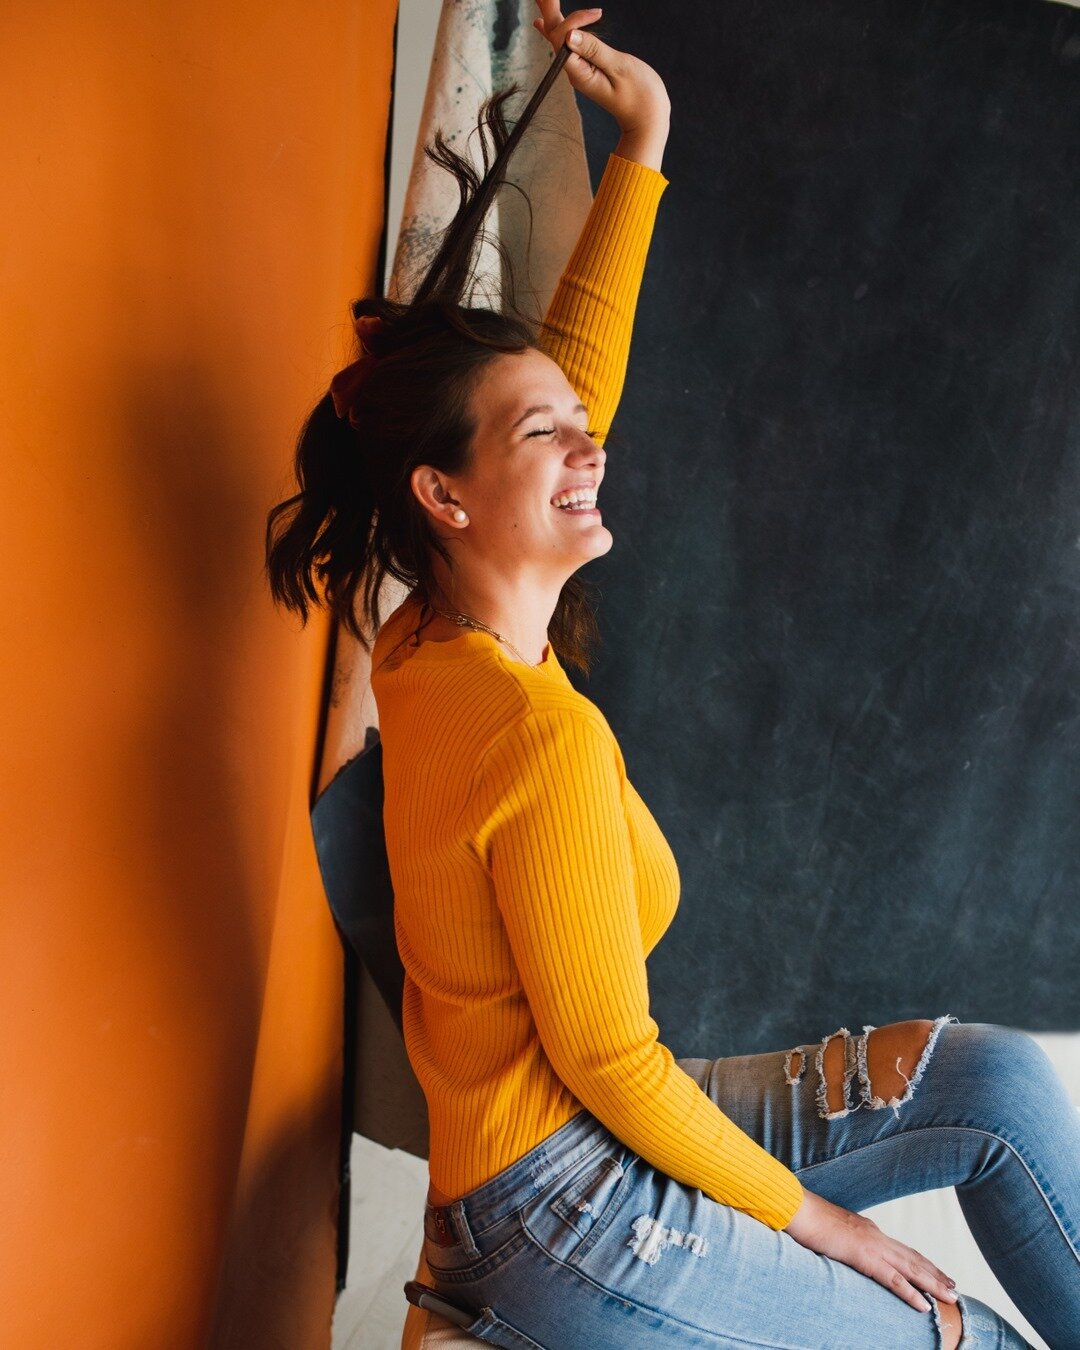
[783,1188,959,1316]
[532,2,670,171]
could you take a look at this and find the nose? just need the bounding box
[567,429,606,468]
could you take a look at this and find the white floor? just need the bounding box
[333,1032,1080,1349]
[332,1137,430,1350]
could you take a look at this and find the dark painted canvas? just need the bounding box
[569,0,1080,1053]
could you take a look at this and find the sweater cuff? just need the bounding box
[588,151,669,233]
[605,150,670,194]
[752,1158,805,1231]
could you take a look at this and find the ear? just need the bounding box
[410,464,463,528]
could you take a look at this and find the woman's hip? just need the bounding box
[421,1106,984,1348]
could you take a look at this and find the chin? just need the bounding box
[579,525,614,560]
[552,522,613,572]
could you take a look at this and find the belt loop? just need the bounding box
[450,1199,480,1260]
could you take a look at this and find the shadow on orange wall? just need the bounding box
[0,2,397,1344]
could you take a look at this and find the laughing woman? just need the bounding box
[265,5,1080,1346]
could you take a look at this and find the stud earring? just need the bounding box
[452,508,468,523]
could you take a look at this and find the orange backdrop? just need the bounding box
[0,1,396,1344]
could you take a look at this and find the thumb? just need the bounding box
[564,27,615,72]
[561,35,612,95]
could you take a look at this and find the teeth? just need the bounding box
[552,489,597,508]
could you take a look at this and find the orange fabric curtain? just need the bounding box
[0,2,396,1344]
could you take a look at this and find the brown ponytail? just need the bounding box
[264,48,600,673]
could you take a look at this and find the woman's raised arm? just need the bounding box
[533,8,671,445]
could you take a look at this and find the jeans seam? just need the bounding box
[794,1122,1080,1266]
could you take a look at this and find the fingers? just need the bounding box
[880,1262,937,1314]
[882,1245,958,1314]
[529,0,667,132]
[533,0,565,28]
[532,9,600,46]
[903,1249,959,1309]
[532,5,602,54]
[560,24,620,77]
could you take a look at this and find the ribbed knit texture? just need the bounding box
[538,151,669,446]
[371,154,805,1231]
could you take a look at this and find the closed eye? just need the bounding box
[525,427,601,440]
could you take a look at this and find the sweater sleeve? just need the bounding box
[472,705,805,1232]
[538,152,669,448]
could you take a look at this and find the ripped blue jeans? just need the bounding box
[420,1017,1080,1347]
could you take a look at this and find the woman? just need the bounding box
[266,5,1079,1346]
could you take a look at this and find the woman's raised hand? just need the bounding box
[783,1189,959,1317]
[532,2,670,169]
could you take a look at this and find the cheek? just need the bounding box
[494,480,553,527]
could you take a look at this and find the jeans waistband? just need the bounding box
[425,1106,615,1252]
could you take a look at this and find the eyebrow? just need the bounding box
[511,402,588,430]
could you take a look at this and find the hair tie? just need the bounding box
[328,313,385,423]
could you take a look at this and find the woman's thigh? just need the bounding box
[677,1014,1071,1213]
[502,1147,967,1348]
[676,1013,964,1205]
[431,1017,1049,1346]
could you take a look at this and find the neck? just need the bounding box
[426,572,558,667]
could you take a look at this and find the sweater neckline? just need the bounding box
[377,594,558,673]
[404,628,555,670]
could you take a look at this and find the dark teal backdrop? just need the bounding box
[569,0,1080,1054]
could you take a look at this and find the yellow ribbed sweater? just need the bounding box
[370,154,805,1231]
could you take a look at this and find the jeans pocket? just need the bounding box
[526,1149,634,1267]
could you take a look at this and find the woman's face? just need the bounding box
[440,346,612,581]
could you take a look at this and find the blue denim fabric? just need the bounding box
[421,1019,1080,1347]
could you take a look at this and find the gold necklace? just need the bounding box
[429,603,544,668]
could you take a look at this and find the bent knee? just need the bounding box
[954,1022,1053,1078]
[937,1021,1065,1126]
